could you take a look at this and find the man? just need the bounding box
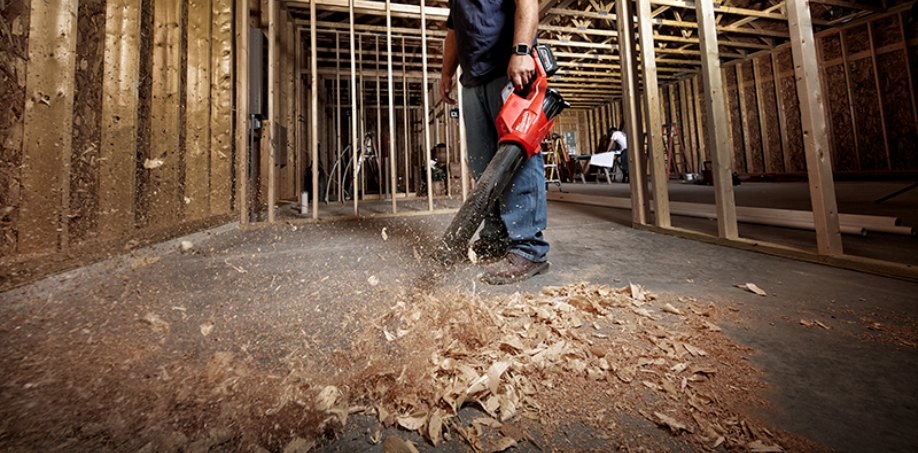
[608,125,629,182]
[439,0,549,285]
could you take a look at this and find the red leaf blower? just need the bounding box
[433,45,569,265]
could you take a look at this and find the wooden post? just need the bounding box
[235,0,249,222]
[721,67,738,174]
[787,0,843,255]
[616,0,649,225]
[147,0,183,227]
[211,0,233,215]
[376,35,383,198]
[286,15,295,201]
[458,67,469,200]
[637,0,670,228]
[837,33,859,170]
[679,79,695,171]
[267,0,276,222]
[695,0,738,239]
[335,33,342,202]
[421,2,433,211]
[386,0,398,211]
[310,0,319,218]
[296,28,303,200]
[185,0,213,220]
[403,37,410,197]
[867,22,892,170]
[692,76,705,165]
[19,0,78,253]
[349,0,358,215]
[771,53,790,172]
[100,0,142,238]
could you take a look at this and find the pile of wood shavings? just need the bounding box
[308,282,820,452]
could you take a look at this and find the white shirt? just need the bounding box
[609,131,627,151]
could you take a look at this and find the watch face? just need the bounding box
[515,44,529,55]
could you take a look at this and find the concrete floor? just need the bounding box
[2,193,917,452]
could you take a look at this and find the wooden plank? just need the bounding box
[236,0,249,222]
[267,0,277,221]
[386,0,398,211]
[638,0,670,228]
[296,30,304,201]
[185,0,213,220]
[616,0,649,224]
[787,0,843,255]
[868,22,892,170]
[148,0,183,227]
[286,17,296,203]
[735,63,753,174]
[721,67,738,172]
[692,76,706,164]
[376,35,383,201]
[771,53,790,172]
[403,37,410,197]
[679,79,695,172]
[99,0,142,237]
[19,0,78,253]
[695,0,738,239]
[211,0,233,215]
[310,0,319,218]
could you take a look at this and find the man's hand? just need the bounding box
[440,73,456,105]
[508,54,535,91]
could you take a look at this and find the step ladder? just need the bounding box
[662,123,692,180]
[544,134,565,191]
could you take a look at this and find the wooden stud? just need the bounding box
[458,67,469,201]
[403,37,410,197]
[616,0,649,225]
[752,58,773,173]
[735,63,753,174]
[679,79,695,171]
[99,0,142,237]
[349,0,358,215]
[358,37,365,200]
[286,13,296,201]
[376,35,384,200]
[211,0,233,215]
[422,3,433,210]
[296,29,303,200]
[771,53,791,172]
[638,0,671,228]
[185,0,213,220]
[837,32,860,170]
[147,0,184,227]
[335,33,342,203]
[867,22,892,170]
[695,0,738,239]
[267,0,277,222]
[19,0,78,253]
[721,67,738,174]
[235,0,249,222]
[814,37,839,170]
[900,12,918,131]
[787,0,844,255]
[386,0,398,211]
[310,0,319,218]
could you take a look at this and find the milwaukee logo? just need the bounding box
[514,111,532,133]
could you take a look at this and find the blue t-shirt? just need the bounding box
[446,0,517,87]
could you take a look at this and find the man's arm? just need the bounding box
[507,0,539,90]
[440,29,459,105]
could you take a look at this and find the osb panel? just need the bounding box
[740,61,754,85]
[759,80,784,173]
[872,15,902,48]
[742,85,764,173]
[135,0,155,228]
[69,0,106,244]
[779,76,806,172]
[776,49,793,74]
[0,0,29,256]
[845,24,870,55]
[824,65,857,172]
[877,50,918,170]
[848,58,888,171]
[724,66,737,88]
[726,79,746,172]
[822,33,842,61]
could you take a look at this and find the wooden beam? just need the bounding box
[653,0,788,20]
[735,63,753,174]
[349,0,359,215]
[386,0,398,211]
[696,0,738,239]
[286,0,450,20]
[100,0,142,237]
[236,0,249,223]
[19,0,78,253]
[638,0,671,227]
[771,52,790,172]
[617,0,650,225]
[185,0,213,220]
[752,57,773,173]
[310,0,320,218]
[787,0,843,255]
[421,1,433,211]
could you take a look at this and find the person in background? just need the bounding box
[607,125,628,183]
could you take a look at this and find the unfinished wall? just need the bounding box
[1,0,239,288]
[655,8,918,176]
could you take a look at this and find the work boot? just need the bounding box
[468,239,507,263]
[481,252,550,285]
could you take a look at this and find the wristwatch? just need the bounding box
[513,43,530,56]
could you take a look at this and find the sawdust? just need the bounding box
[0,281,824,452]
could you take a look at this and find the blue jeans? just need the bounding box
[462,76,549,263]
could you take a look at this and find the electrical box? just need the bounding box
[249,28,268,118]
